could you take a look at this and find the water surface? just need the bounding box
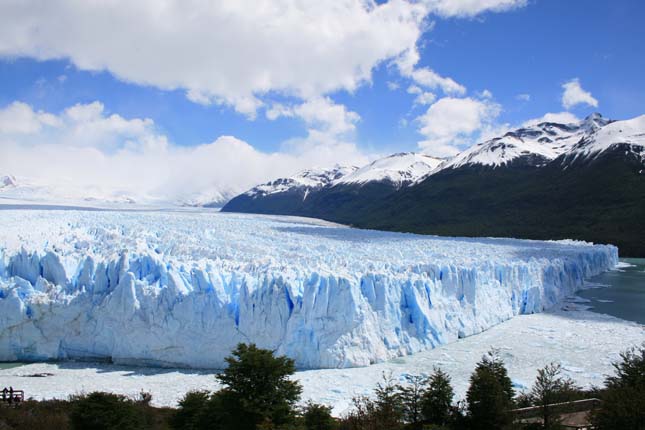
[577,258,645,324]
[0,363,25,370]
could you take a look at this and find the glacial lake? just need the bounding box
[577,258,645,324]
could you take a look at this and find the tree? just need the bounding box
[303,402,336,430]
[215,343,303,429]
[70,392,145,430]
[398,374,426,428]
[173,343,303,430]
[373,372,404,430]
[341,395,378,430]
[421,367,454,427]
[529,363,578,429]
[466,350,515,430]
[339,374,403,430]
[592,344,645,429]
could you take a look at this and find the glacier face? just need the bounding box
[0,209,618,369]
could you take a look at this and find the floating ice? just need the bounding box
[0,209,618,369]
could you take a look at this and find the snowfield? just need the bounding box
[0,209,618,369]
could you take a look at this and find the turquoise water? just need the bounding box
[0,363,25,370]
[577,258,645,324]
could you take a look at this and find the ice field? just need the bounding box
[0,209,619,369]
[0,299,642,415]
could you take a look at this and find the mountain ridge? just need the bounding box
[223,113,645,256]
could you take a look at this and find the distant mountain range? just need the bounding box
[0,174,237,209]
[223,113,645,256]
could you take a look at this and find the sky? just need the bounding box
[0,0,643,202]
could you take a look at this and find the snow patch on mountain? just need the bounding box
[444,113,612,169]
[334,153,444,187]
[0,209,618,369]
[565,114,645,163]
[245,165,358,198]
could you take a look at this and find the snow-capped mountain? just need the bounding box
[334,152,443,187]
[445,113,612,169]
[245,165,358,198]
[175,187,241,208]
[561,114,645,166]
[0,175,17,189]
[0,174,147,207]
[223,154,447,216]
[240,153,442,201]
[0,173,238,208]
[0,180,138,207]
[223,112,645,256]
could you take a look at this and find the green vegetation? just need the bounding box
[169,343,302,430]
[0,392,173,430]
[421,368,455,427]
[1,343,643,430]
[465,350,515,430]
[69,392,146,430]
[528,363,580,429]
[592,345,645,429]
[302,402,336,430]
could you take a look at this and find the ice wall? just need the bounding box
[0,210,618,369]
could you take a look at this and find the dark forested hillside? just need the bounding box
[223,147,645,256]
[355,147,645,256]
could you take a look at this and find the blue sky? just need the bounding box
[0,0,643,200]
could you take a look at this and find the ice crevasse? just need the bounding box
[0,210,618,369]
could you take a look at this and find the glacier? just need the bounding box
[0,209,618,369]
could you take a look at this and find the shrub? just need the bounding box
[302,402,336,430]
[69,392,145,430]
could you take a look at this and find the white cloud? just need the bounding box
[266,97,360,145]
[0,1,427,116]
[478,89,493,99]
[293,98,360,136]
[396,48,466,96]
[0,1,529,120]
[522,112,580,127]
[416,96,501,156]
[414,92,437,106]
[407,85,423,95]
[0,101,61,134]
[386,81,400,91]
[0,101,368,202]
[185,89,214,107]
[265,103,294,121]
[424,0,527,18]
[561,78,598,110]
[516,93,531,102]
[407,85,437,106]
[410,67,466,95]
